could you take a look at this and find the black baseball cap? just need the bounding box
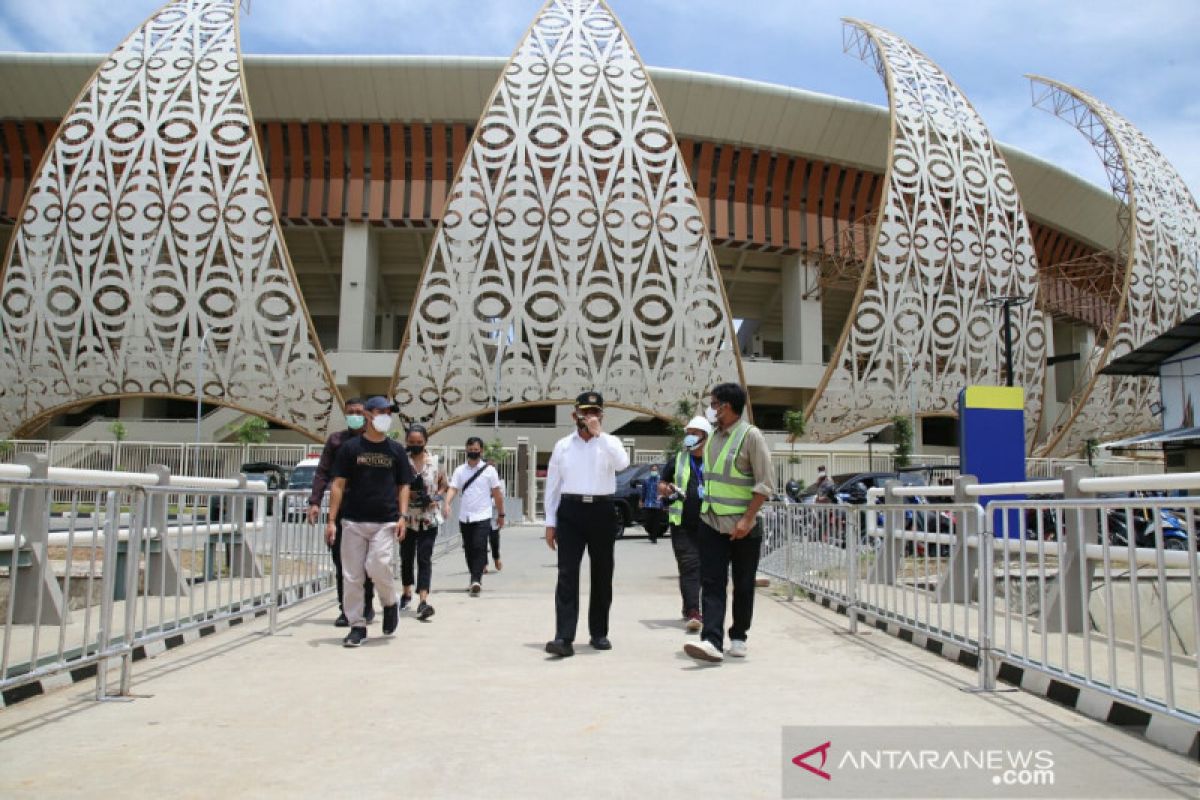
[575,391,604,410]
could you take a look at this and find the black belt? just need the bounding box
[560,493,614,503]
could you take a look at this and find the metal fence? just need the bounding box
[759,471,1200,729]
[0,461,463,702]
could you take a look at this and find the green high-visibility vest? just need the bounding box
[701,420,756,516]
[667,449,692,526]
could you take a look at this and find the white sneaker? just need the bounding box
[684,640,723,663]
[728,639,748,658]
[469,582,481,596]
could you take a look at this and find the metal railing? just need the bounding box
[759,469,1200,727]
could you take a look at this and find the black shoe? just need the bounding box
[334,613,349,628]
[399,594,412,610]
[589,637,612,650]
[417,601,435,621]
[382,603,399,635]
[364,605,376,623]
[544,639,574,658]
[343,627,367,648]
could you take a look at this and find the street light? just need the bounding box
[895,344,916,445]
[984,295,1031,387]
[863,430,883,471]
[194,327,214,476]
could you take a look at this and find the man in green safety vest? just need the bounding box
[658,415,713,633]
[684,383,775,664]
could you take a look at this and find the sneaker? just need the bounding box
[684,640,723,663]
[685,610,702,633]
[417,601,435,621]
[343,627,367,648]
[728,639,748,658]
[399,594,412,610]
[469,582,481,596]
[382,603,399,635]
[334,612,349,628]
[364,605,376,623]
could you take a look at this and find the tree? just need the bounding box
[891,415,913,469]
[483,437,509,464]
[233,416,270,445]
[782,409,806,465]
[1083,438,1098,466]
[108,420,127,443]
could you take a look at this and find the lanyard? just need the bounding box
[690,454,704,499]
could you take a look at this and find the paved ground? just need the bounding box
[0,526,1196,799]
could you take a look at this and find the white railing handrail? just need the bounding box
[863,471,1200,503]
[0,463,32,479]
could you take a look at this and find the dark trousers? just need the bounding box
[697,520,761,651]
[330,518,374,612]
[670,522,701,615]
[555,497,615,642]
[489,527,501,561]
[460,520,491,583]
[400,525,438,592]
[643,507,667,542]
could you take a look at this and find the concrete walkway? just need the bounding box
[0,526,1196,799]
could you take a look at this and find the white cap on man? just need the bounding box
[685,416,713,436]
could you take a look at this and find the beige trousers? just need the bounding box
[340,520,400,627]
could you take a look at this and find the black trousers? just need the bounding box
[670,522,701,615]
[697,519,761,651]
[643,507,667,542]
[554,496,615,642]
[400,525,438,592]
[330,518,374,612]
[489,527,501,561]
[460,520,491,583]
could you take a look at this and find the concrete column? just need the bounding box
[8,454,66,625]
[781,254,822,364]
[378,309,396,351]
[337,222,379,352]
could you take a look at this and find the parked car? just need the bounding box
[207,461,290,521]
[794,471,922,505]
[285,456,321,520]
[613,462,659,539]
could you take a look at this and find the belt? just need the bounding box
[560,493,614,503]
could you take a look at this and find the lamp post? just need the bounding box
[194,327,213,476]
[863,430,882,471]
[895,344,916,444]
[984,296,1031,387]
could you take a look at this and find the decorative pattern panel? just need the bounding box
[806,20,1046,444]
[0,0,338,438]
[1031,77,1200,457]
[392,0,743,428]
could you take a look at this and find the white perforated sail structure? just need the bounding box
[391,0,743,428]
[1031,77,1200,457]
[806,20,1046,445]
[0,0,338,438]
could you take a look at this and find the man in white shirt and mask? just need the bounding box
[543,391,630,658]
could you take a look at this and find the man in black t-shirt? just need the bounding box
[327,396,414,648]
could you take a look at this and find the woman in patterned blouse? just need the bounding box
[402,424,449,621]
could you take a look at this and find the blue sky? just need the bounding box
[1,0,1197,199]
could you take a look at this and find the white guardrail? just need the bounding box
[761,466,1200,744]
[0,458,463,703]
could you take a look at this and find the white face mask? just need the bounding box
[682,433,702,450]
[704,406,720,426]
[371,414,393,434]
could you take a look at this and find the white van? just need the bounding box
[285,456,322,520]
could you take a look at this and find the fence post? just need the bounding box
[784,509,795,601]
[143,464,187,596]
[95,489,120,700]
[8,453,65,625]
[118,488,146,696]
[847,503,860,633]
[975,504,996,691]
[516,436,531,524]
[229,474,264,579]
[268,489,284,634]
[937,473,980,602]
[1043,465,1095,634]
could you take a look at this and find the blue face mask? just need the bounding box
[345,414,365,430]
[682,434,702,449]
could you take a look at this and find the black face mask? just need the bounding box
[466,451,482,461]
[406,445,425,455]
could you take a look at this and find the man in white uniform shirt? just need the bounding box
[543,391,630,658]
[445,437,505,596]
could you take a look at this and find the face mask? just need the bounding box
[704,405,720,426]
[371,415,393,434]
[406,444,425,455]
[466,451,482,461]
[682,433,702,449]
[345,414,365,430]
